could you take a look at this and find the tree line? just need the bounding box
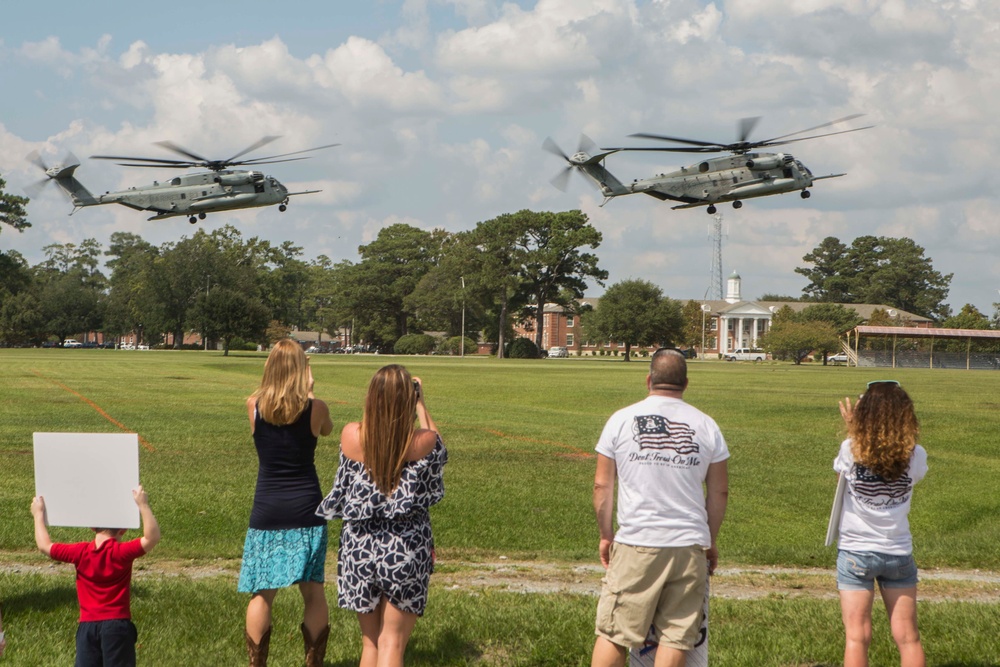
[0,206,606,356]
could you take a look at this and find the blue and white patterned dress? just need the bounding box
[316,438,446,616]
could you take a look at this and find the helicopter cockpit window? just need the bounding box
[171,177,182,186]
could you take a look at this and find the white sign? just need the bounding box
[629,576,709,667]
[825,473,848,547]
[33,433,140,529]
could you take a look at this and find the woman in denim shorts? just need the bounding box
[834,381,928,667]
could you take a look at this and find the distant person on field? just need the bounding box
[316,364,447,667]
[239,338,334,667]
[835,381,927,667]
[590,348,729,667]
[31,486,160,667]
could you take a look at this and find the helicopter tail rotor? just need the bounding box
[24,151,96,207]
[542,135,607,192]
[24,151,83,199]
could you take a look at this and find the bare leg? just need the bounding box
[881,586,925,667]
[357,605,384,667]
[299,581,329,637]
[590,636,626,667]
[246,589,278,642]
[654,645,687,667]
[840,589,875,667]
[376,600,419,667]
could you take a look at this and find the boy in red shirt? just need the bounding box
[31,486,160,667]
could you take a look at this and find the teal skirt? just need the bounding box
[237,525,328,593]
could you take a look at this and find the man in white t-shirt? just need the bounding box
[591,348,729,667]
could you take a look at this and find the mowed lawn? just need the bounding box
[1,349,999,666]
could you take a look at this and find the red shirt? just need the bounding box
[49,538,147,622]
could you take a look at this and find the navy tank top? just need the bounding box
[248,400,326,530]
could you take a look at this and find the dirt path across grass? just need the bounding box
[2,554,999,604]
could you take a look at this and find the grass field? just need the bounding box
[1,349,998,665]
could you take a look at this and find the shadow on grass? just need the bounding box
[3,583,77,613]
[323,628,481,667]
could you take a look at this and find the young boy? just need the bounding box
[31,486,160,667]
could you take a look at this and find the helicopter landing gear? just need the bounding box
[733,200,743,209]
[800,190,811,199]
[279,204,287,212]
[189,216,197,224]
[706,205,717,214]
[199,212,206,220]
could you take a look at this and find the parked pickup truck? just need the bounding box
[724,347,766,362]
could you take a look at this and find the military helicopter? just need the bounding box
[543,115,870,213]
[26,136,338,224]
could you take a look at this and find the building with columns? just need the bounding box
[518,271,933,356]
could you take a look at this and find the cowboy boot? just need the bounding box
[301,623,330,667]
[245,626,271,667]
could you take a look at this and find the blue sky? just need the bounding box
[2,1,998,315]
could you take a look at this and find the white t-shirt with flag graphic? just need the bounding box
[833,439,928,555]
[596,395,730,548]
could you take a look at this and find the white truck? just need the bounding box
[724,347,765,362]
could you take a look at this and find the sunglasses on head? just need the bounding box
[866,380,900,388]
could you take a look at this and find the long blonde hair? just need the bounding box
[361,364,418,494]
[252,339,311,426]
[849,382,920,480]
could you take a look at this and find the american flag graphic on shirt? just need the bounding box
[852,464,912,505]
[632,415,699,454]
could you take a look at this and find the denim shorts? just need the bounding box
[836,550,918,591]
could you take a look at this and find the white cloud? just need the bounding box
[309,37,443,112]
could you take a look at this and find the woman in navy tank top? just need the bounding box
[238,339,334,666]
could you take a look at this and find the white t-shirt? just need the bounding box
[833,439,928,555]
[595,395,730,548]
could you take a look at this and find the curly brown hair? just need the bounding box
[848,382,920,480]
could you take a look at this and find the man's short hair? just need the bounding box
[650,348,687,390]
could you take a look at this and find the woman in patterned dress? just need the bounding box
[835,381,927,667]
[317,364,446,667]
[239,339,334,667]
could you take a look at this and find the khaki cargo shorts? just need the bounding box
[594,542,707,650]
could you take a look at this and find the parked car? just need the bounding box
[63,339,83,348]
[724,347,765,362]
[547,346,569,358]
[828,352,849,365]
[137,343,150,351]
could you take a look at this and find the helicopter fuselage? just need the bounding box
[620,152,833,210]
[90,169,291,221]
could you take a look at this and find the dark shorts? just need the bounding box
[75,619,137,667]
[837,550,919,591]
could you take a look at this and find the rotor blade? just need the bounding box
[628,132,724,148]
[542,137,570,161]
[758,114,866,144]
[26,150,48,172]
[25,177,52,198]
[64,151,80,167]
[91,154,196,165]
[550,166,573,192]
[154,140,210,163]
[232,143,341,164]
[228,157,313,167]
[738,117,761,143]
[225,135,282,162]
[577,134,598,156]
[112,162,195,169]
[603,145,721,153]
[755,124,874,148]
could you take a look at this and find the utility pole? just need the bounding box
[460,276,466,358]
